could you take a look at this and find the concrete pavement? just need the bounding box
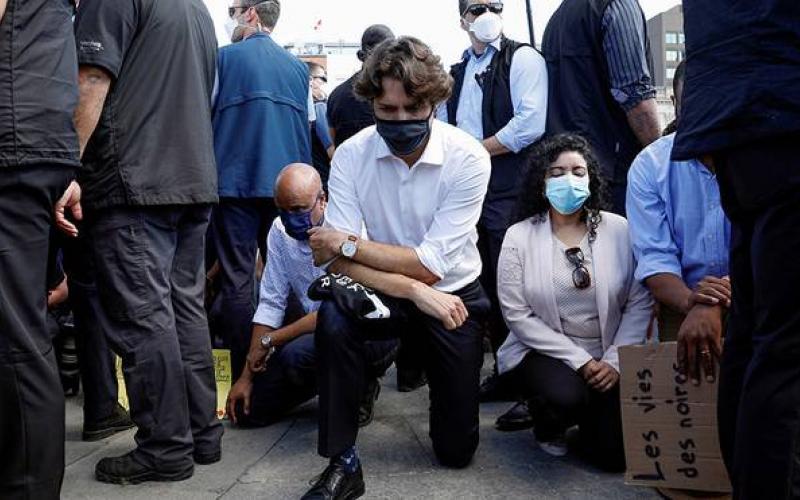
[62,364,659,500]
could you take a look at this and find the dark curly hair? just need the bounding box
[514,134,610,243]
[354,36,453,108]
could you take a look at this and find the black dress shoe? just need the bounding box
[193,449,221,465]
[478,372,515,402]
[301,462,365,500]
[495,401,534,432]
[83,403,135,442]
[95,451,194,485]
[358,378,381,427]
[397,367,427,393]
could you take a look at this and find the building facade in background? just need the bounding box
[647,4,684,128]
[647,4,685,90]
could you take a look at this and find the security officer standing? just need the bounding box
[439,0,548,425]
[0,0,81,497]
[70,0,223,484]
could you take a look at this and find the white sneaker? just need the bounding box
[537,435,568,457]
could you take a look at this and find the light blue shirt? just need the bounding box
[626,134,731,289]
[252,218,324,329]
[436,39,548,153]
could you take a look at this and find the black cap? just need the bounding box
[358,24,395,61]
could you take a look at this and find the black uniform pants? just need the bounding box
[0,165,73,499]
[478,196,516,357]
[210,197,279,378]
[84,205,223,471]
[714,134,800,499]
[315,280,490,468]
[62,232,119,425]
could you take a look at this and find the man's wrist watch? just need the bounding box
[340,235,358,258]
[259,334,273,351]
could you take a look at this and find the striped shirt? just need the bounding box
[602,0,656,111]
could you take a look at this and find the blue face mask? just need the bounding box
[545,173,591,215]
[279,200,323,241]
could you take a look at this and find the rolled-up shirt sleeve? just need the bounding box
[414,150,491,279]
[252,221,290,329]
[601,0,656,112]
[626,151,683,283]
[494,46,548,153]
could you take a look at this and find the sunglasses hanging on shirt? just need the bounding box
[565,247,592,289]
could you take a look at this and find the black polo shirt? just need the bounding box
[74,0,219,209]
[0,0,80,169]
[326,72,375,147]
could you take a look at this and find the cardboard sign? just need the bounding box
[619,342,731,493]
[116,348,233,420]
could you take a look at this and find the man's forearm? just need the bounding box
[0,0,8,24]
[250,312,317,351]
[329,258,418,300]
[646,273,692,315]
[626,98,661,147]
[482,136,511,157]
[74,65,112,157]
[239,313,317,380]
[353,238,439,285]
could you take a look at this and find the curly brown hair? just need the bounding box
[354,36,453,108]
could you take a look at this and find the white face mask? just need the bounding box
[467,12,503,43]
[224,15,243,42]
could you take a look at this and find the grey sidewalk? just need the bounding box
[62,364,659,500]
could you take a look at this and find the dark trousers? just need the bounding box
[238,333,398,426]
[0,165,73,499]
[211,197,279,378]
[85,205,223,470]
[62,233,119,424]
[513,351,625,472]
[478,196,515,357]
[714,134,800,499]
[316,280,490,467]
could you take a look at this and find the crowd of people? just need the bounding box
[1,0,798,499]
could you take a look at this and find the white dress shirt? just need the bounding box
[325,120,491,292]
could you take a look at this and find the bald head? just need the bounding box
[274,163,325,215]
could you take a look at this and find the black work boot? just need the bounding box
[82,403,135,442]
[95,451,194,485]
[301,462,365,500]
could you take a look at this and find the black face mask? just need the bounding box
[375,113,432,157]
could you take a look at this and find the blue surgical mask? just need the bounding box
[545,174,591,215]
[280,204,323,241]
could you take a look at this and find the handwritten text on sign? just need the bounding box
[619,342,731,493]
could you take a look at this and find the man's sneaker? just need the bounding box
[536,433,568,457]
[494,401,534,432]
[95,451,194,485]
[358,378,381,427]
[478,372,515,402]
[82,403,135,442]
[301,462,365,500]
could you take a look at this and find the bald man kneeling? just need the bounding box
[226,164,398,427]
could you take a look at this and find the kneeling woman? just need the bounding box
[497,134,652,471]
